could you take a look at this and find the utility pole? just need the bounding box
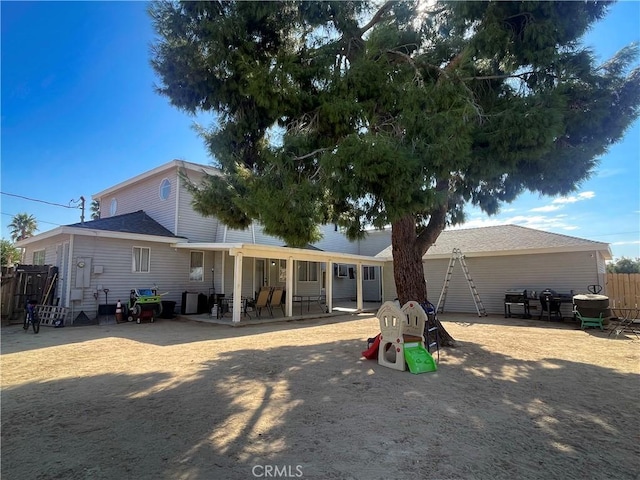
[79,196,85,224]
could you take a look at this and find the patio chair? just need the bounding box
[253,287,273,318]
[268,287,285,316]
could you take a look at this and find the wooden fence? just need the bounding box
[1,265,59,325]
[604,273,640,308]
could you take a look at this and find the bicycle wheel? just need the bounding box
[32,318,40,334]
[23,314,29,330]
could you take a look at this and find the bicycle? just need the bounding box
[23,301,40,334]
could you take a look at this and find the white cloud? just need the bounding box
[552,191,596,204]
[529,205,562,212]
[595,168,625,178]
[611,240,640,246]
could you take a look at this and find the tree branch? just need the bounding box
[385,49,424,86]
[415,180,449,255]
[463,71,545,81]
[292,147,332,161]
[359,1,395,36]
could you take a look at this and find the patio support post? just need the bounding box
[232,253,243,323]
[286,256,294,317]
[356,262,363,311]
[326,261,333,313]
[220,253,226,294]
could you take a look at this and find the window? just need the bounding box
[132,246,150,273]
[33,250,45,265]
[363,266,376,281]
[297,261,318,282]
[110,198,118,216]
[336,264,348,278]
[159,178,171,200]
[190,251,204,282]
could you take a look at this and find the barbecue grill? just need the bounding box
[504,288,532,318]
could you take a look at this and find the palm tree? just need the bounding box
[90,200,100,220]
[8,213,38,242]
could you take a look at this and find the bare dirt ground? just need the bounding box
[2,312,639,480]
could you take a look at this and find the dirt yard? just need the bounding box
[1,312,638,480]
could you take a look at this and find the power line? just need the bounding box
[0,191,82,209]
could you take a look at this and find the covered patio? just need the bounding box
[171,242,387,324]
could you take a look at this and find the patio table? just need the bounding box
[218,296,251,319]
[292,295,327,316]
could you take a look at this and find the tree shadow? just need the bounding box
[2,335,638,479]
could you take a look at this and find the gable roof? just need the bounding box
[92,159,219,199]
[375,225,612,260]
[68,210,182,238]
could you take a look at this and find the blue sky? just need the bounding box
[1,1,639,260]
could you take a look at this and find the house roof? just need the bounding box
[68,210,182,238]
[283,244,323,251]
[375,225,612,260]
[92,159,219,199]
[16,209,187,247]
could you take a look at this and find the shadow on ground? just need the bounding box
[2,328,638,480]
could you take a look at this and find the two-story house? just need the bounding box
[16,160,387,324]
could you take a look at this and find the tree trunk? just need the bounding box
[391,214,457,347]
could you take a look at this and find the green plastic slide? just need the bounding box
[403,342,437,374]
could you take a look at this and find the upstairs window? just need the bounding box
[159,178,171,200]
[110,198,118,216]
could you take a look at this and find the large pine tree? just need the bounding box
[150,1,640,346]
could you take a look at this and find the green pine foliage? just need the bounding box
[151,0,640,305]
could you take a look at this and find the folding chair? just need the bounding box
[268,287,285,316]
[253,287,273,318]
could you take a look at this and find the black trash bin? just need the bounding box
[160,301,176,319]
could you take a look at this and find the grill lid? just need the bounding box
[505,288,527,295]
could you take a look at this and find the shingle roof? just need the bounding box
[375,225,610,258]
[68,210,182,238]
[283,244,323,251]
